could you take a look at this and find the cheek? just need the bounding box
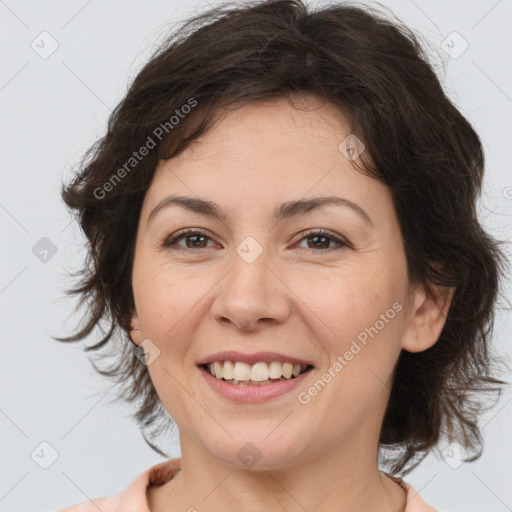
[134,255,191,314]
[133,258,219,360]
[313,266,405,368]
[132,260,179,338]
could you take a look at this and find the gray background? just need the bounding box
[1,0,511,511]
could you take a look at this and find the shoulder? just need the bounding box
[55,496,117,512]
[54,458,182,512]
[54,492,135,512]
[404,482,439,512]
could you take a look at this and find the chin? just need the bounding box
[200,431,309,471]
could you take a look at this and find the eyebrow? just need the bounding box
[147,194,373,227]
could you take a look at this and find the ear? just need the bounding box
[129,308,142,346]
[401,281,455,353]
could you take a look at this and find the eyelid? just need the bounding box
[292,228,351,251]
[162,227,351,251]
[162,228,216,248]
[293,228,349,246]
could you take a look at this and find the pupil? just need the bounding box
[310,236,328,249]
[188,235,205,248]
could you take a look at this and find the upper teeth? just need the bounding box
[207,361,307,381]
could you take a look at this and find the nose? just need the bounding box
[210,243,291,331]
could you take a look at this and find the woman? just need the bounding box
[55,1,508,511]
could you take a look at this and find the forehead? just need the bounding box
[142,95,394,226]
[187,94,351,155]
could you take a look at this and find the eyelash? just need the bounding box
[161,228,350,253]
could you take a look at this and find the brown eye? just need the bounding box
[163,229,215,250]
[295,229,349,251]
[162,228,349,253]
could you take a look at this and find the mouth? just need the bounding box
[198,360,314,386]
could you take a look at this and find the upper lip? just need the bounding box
[197,351,315,367]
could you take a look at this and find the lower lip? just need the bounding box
[198,365,313,403]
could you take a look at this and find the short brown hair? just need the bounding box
[56,0,509,474]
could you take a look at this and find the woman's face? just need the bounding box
[130,95,436,469]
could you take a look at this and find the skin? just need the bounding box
[129,94,453,512]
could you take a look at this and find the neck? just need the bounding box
[148,433,406,512]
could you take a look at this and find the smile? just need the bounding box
[202,360,313,386]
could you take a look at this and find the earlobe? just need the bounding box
[401,283,455,353]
